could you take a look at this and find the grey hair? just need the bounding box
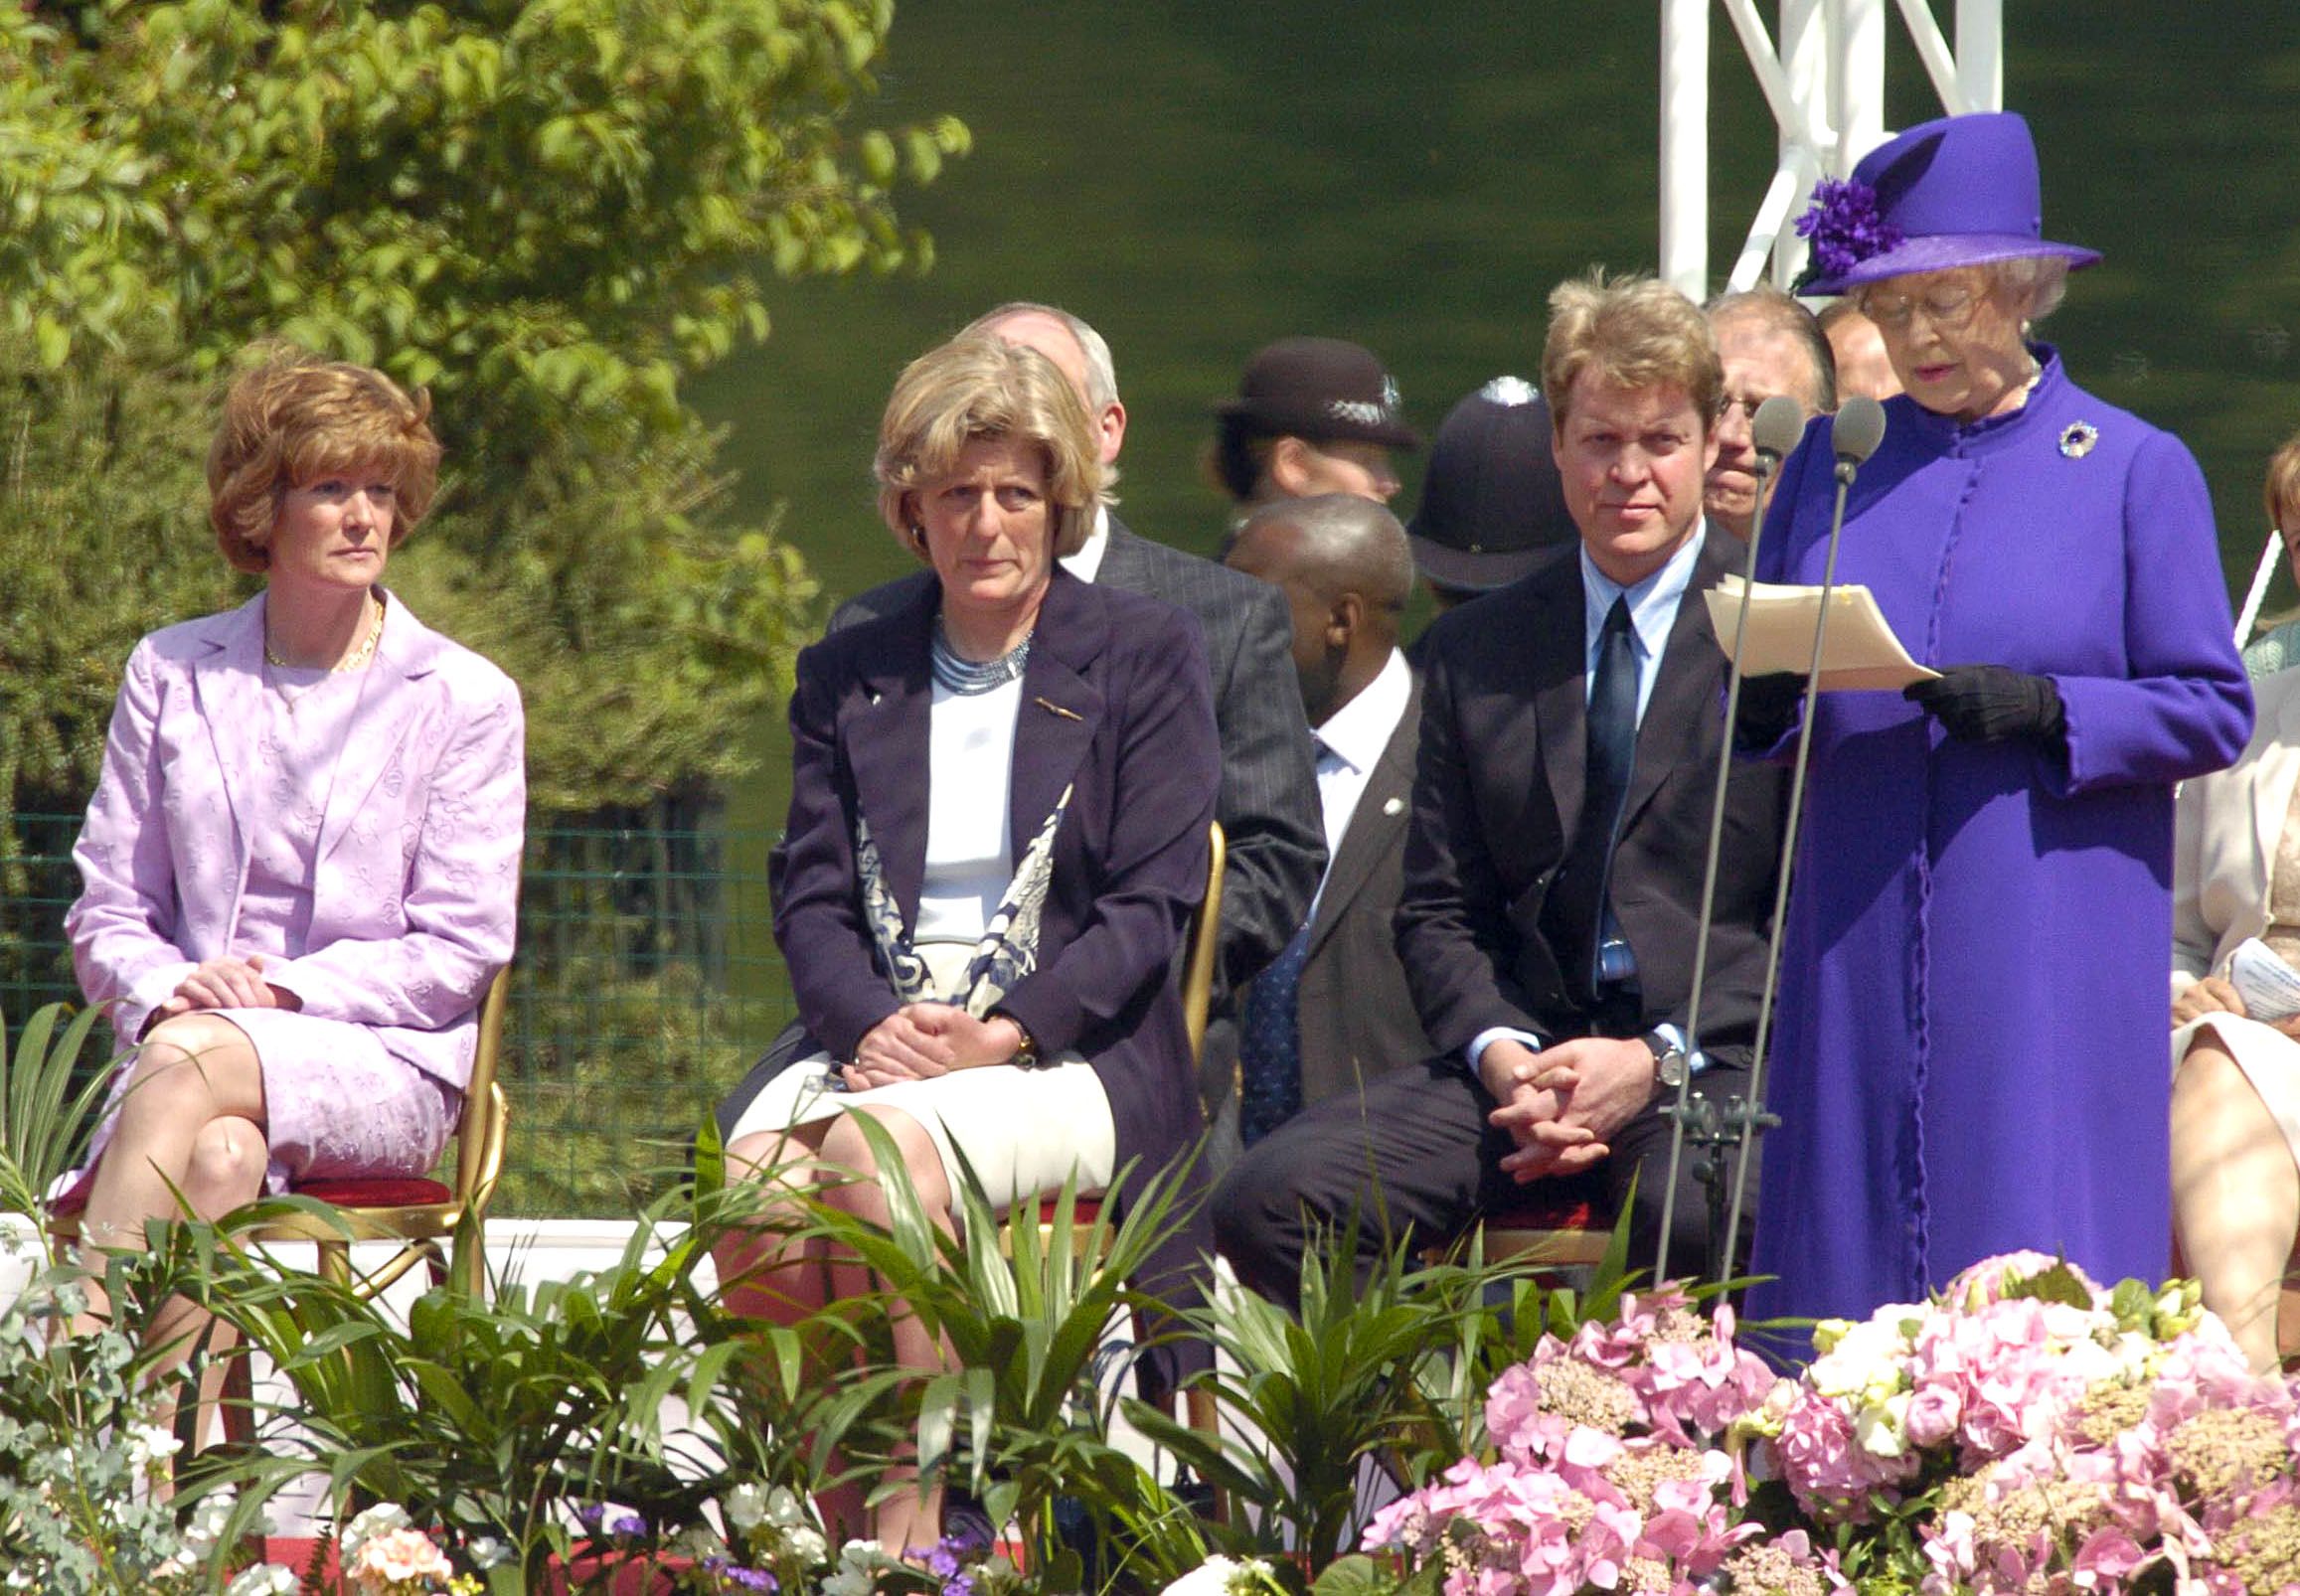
[1704,285,1838,414]
[1240,492,1414,611]
[964,301,1120,410]
[1989,256,2071,323]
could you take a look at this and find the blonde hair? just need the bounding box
[874,335,1104,559]
[207,353,442,575]
[1542,271,1723,432]
[2267,430,2300,533]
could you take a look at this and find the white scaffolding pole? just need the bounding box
[1668,0,2006,294]
[1659,0,1712,297]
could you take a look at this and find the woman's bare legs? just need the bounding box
[71,1014,269,1451]
[717,1105,957,1551]
[2172,1037,2300,1372]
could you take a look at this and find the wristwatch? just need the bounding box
[999,1012,1042,1070]
[1644,1031,1689,1090]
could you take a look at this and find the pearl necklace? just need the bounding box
[266,593,385,674]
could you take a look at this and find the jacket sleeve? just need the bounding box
[66,639,199,1039]
[2053,431,2254,795]
[2170,764,2217,995]
[259,672,525,1027]
[1393,641,1548,1058]
[994,620,1221,1057]
[771,644,904,1059]
[1205,579,1326,996]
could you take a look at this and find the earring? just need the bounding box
[908,525,928,550]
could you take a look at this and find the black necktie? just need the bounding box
[1547,595,1639,1011]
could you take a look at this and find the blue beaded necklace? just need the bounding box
[931,613,1033,696]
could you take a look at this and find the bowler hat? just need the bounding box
[1797,111,2100,295]
[1407,377,1575,593]
[1217,337,1420,450]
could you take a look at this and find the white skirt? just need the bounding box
[2174,1012,2300,1167]
[728,946,1117,1211]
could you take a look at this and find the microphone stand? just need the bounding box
[1720,399,1888,1277]
[1651,395,1804,1285]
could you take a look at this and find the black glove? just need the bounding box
[1732,672,1808,751]
[1902,665,2065,745]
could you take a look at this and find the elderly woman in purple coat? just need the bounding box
[1744,113,2251,1328]
[63,355,525,1368]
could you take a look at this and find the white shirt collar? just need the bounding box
[1315,647,1412,775]
[1060,504,1111,583]
[1578,526,1704,664]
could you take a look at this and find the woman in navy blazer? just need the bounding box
[716,335,1218,1546]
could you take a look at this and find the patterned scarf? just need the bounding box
[853,783,1071,1018]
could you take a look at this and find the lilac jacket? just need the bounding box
[67,591,526,1090]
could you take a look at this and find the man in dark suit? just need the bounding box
[1221,494,1431,1141]
[828,303,1326,1109]
[1215,273,1787,1304]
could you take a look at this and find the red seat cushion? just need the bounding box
[1483,1193,1605,1232]
[1035,1195,1105,1224]
[293,1176,453,1208]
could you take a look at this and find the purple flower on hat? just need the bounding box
[1794,178,1903,288]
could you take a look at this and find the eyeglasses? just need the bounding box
[1857,282,1984,332]
[1719,394,1814,424]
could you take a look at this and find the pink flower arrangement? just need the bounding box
[1365,1257,2300,1596]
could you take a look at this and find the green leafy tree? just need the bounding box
[0,0,963,815]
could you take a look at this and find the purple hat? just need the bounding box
[1796,111,2100,294]
[1407,377,1576,593]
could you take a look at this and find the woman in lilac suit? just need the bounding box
[714,334,1219,1547]
[64,355,525,1363]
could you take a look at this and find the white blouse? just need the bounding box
[915,676,1023,944]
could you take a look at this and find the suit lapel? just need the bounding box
[1306,674,1420,955]
[1534,565,1590,836]
[1091,517,1150,589]
[843,583,936,929]
[1617,528,1731,835]
[189,596,270,860]
[1008,571,1106,862]
[312,590,446,867]
[2252,677,2300,878]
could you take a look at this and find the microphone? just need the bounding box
[1831,396,1888,470]
[1751,394,1807,472]
[1650,395,1808,1282]
[1717,396,1889,1281]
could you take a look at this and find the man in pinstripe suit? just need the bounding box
[827,305,1327,1132]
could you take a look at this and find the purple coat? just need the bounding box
[67,591,526,1091]
[1746,350,2251,1325]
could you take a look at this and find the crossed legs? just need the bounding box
[71,1013,270,1450]
[2172,1037,2300,1372]
[717,1104,954,1552]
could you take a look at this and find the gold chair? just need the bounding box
[51,966,512,1298]
[1000,823,1228,1505]
[1434,1192,1613,1274]
[246,965,515,1299]
[1006,819,1225,1254]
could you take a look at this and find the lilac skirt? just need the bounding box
[73,1010,461,1197]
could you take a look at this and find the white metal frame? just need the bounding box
[1660,0,2003,299]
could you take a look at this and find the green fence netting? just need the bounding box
[1,813,793,1216]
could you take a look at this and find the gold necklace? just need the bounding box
[266,594,384,673]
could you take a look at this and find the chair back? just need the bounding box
[1181,821,1226,1067]
[452,968,513,1211]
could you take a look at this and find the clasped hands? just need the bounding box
[1480,1036,1656,1183]
[846,1005,1025,1090]
[150,954,302,1024]
[2172,975,2300,1039]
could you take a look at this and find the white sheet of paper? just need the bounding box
[1705,573,1942,693]
[2227,937,2300,1023]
